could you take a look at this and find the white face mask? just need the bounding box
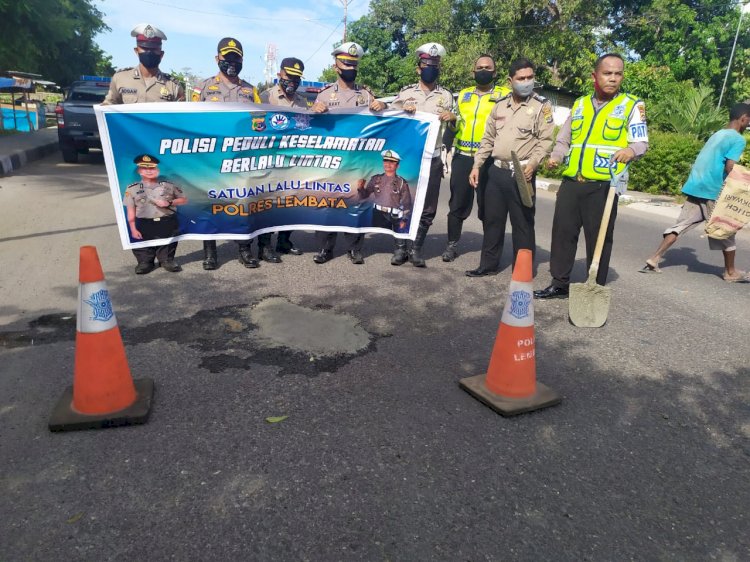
[512,80,535,98]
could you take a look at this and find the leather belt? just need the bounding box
[494,158,529,170]
[375,204,404,218]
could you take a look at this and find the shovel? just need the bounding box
[511,150,534,208]
[568,165,628,328]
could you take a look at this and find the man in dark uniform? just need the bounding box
[259,57,309,257]
[310,42,387,265]
[389,42,454,267]
[193,37,273,270]
[466,58,554,277]
[124,155,188,274]
[357,150,413,232]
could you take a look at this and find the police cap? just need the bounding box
[332,42,364,63]
[218,37,243,57]
[280,57,304,78]
[416,42,446,64]
[131,23,167,48]
[134,154,160,168]
[381,149,401,162]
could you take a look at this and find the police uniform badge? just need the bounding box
[461,92,472,103]
[241,88,252,95]
[348,44,358,56]
[144,25,156,39]
[509,290,531,320]
[611,103,626,118]
[210,96,220,102]
[357,94,366,105]
[329,92,337,102]
[542,104,553,124]
[191,89,201,101]
[208,85,220,91]
[428,44,439,57]
[637,103,646,121]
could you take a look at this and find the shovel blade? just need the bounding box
[568,281,611,327]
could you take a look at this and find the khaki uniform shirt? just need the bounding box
[192,74,260,103]
[390,83,454,153]
[102,67,185,105]
[123,181,184,219]
[260,86,309,108]
[358,173,412,211]
[473,93,554,170]
[315,82,375,109]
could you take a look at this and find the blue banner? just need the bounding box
[95,103,439,249]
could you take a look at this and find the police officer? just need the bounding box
[534,53,648,299]
[103,24,186,273]
[357,150,413,232]
[259,57,308,257]
[466,58,554,277]
[442,54,510,262]
[102,24,184,105]
[389,43,454,267]
[124,155,188,274]
[310,42,387,265]
[194,38,273,270]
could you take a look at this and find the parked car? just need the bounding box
[55,77,110,163]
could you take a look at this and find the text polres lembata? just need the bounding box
[158,135,388,173]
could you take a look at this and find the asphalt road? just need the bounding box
[1,153,748,561]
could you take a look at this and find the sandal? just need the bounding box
[723,270,749,283]
[639,259,661,274]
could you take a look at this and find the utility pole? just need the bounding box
[718,3,746,108]
[341,0,349,42]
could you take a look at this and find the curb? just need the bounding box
[0,130,59,177]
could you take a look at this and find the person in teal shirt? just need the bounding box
[641,102,750,281]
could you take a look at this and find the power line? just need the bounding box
[305,22,343,63]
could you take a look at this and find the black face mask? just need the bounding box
[218,60,242,77]
[138,51,162,69]
[279,78,300,95]
[420,66,439,84]
[339,68,357,83]
[474,70,495,86]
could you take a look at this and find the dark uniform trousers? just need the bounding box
[447,153,490,241]
[478,165,535,270]
[419,156,445,231]
[238,231,292,252]
[316,231,364,252]
[132,215,179,264]
[549,178,618,288]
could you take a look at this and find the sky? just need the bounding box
[93,0,371,85]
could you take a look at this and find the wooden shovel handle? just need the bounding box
[588,185,617,281]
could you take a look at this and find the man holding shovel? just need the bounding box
[535,53,648,299]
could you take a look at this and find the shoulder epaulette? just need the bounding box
[126,182,141,189]
[320,83,334,92]
[532,93,548,103]
[498,92,512,101]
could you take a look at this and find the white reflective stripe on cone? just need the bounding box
[500,281,534,327]
[77,281,118,333]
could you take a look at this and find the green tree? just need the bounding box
[660,84,728,140]
[0,0,112,86]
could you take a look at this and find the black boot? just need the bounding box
[441,241,459,262]
[202,240,218,270]
[259,244,282,263]
[238,243,259,268]
[409,227,428,268]
[391,240,408,266]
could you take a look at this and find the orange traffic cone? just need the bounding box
[459,249,561,416]
[49,246,154,431]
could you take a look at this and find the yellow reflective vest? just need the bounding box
[563,93,640,181]
[454,85,510,154]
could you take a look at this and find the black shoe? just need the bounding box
[348,249,364,264]
[313,250,332,264]
[202,255,217,270]
[135,262,155,275]
[277,244,303,256]
[409,248,426,268]
[391,246,408,266]
[442,242,459,262]
[238,249,260,268]
[259,246,282,263]
[161,261,182,273]
[533,285,569,299]
[465,267,498,277]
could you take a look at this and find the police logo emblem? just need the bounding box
[384,150,393,158]
[143,155,152,162]
[509,290,531,320]
[357,94,366,105]
[241,88,252,94]
[84,289,115,323]
[209,96,220,102]
[228,39,237,47]
[429,44,438,56]
[208,85,220,91]
[144,25,155,39]
[251,113,267,131]
[348,44,358,56]
[270,113,290,130]
[330,92,337,102]
[294,63,301,69]
[611,104,626,118]
[294,113,312,131]
[462,92,472,102]
[160,86,169,96]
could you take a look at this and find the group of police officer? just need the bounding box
[103,23,648,299]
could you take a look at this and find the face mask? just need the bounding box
[512,80,535,98]
[138,51,161,69]
[474,70,495,86]
[420,66,440,84]
[339,68,357,83]
[218,60,242,77]
[279,78,300,95]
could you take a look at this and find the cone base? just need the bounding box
[49,378,154,432]
[459,374,561,417]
